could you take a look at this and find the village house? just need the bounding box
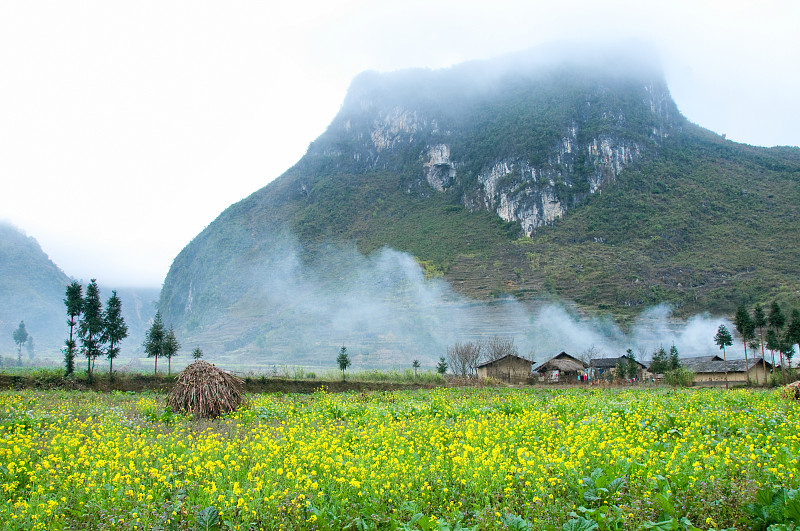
[533,352,587,383]
[476,354,533,383]
[680,355,773,385]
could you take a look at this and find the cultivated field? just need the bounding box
[1,387,798,530]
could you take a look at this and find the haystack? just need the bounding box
[782,380,800,400]
[168,360,244,418]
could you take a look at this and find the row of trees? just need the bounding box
[63,280,128,377]
[712,301,800,387]
[335,346,449,380]
[64,281,191,377]
[644,345,680,375]
[142,311,181,375]
[735,302,799,381]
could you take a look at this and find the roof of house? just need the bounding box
[476,354,532,369]
[680,355,772,373]
[533,352,587,373]
[590,355,647,370]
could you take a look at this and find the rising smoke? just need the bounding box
[233,233,738,370]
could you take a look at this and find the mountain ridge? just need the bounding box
[158,48,800,365]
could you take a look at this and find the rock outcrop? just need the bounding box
[310,54,681,235]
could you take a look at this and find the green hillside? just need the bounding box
[517,129,800,320]
[158,50,800,363]
[0,223,71,356]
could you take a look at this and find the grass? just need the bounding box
[0,365,446,393]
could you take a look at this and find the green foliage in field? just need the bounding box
[1,388,798,530]
[664,368,695,388]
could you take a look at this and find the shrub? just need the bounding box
[664,368,694,387]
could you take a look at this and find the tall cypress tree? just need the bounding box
[13,321,28,366]
[753,304,768,382]
[786,309,800,369]
[668,344,680,371]
[63,281,83,376]
[714,324,733,390]
[768,301,786,383]
[144,311,166,375]
[162,327,181,376]
[649,346,668,374]
[79,279,104,376]
[103,290,128,378]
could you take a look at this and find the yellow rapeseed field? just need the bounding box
[0,387,797,530]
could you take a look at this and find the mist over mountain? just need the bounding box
[0,222,158,361]
[159,46,800,368]
[0,222,71,355]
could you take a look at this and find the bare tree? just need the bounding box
[484,336,518,362]
[446,341,483,377]
[577,344,602,365]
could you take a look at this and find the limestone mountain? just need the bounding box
[159,47,800,365]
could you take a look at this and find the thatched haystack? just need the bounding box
[168,361,244,418]
[782,380,800,400]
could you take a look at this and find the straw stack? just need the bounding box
[167,360,244,418]
[782,380,800,400]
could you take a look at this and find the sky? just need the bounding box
[1,1,798,288]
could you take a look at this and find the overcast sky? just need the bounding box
[1,1,798,288]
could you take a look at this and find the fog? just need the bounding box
[1,1,798,287]
[237,235,742,369]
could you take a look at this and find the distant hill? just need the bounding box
[0,222,158,362]
[158,46,800,367]
[0,222,71,357]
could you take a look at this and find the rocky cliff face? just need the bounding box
[307,61,682,235]
[467,132,643,234]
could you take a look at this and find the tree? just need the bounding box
[578,344,601,366]
[143,311,166,375]
[780,340,795,370]
[336,346,351,380]
[625,349,639,380]
[436,356,448,375]
[649,346,669,374]
[446,341,483,378]
[485,336,518,361]
[63,281,83,376]
[192,347,204,360]
[412,359,420,379]
[714,324,733,389]
[79,279,105,376]
[615,358,627,381]
[734,304,756,384]
[102,290,128,378]
[785,309,800,369]
[766,329,779,370]
[768,302,786,382]
[13,321,28,366]
[668,344,680,371]
[753,304,768,383]
[162,327,181,375]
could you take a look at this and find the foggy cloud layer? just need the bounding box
[242,234,740,369]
